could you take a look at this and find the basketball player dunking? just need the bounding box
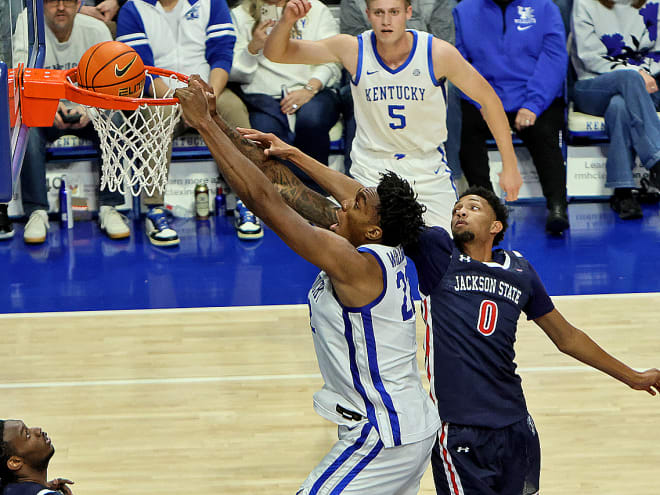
[263,0,523,232]
[176,78,440,495]
[233,127,660,495]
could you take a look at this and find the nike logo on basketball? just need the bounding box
[367,70,378,75]
[115,56,137,78]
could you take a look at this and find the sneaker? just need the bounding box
[145,207,180,247]
[649,161,660,190]
[99,205,130,239]
[0,204,14,240]
[610,194,643,220]
[545,203,569,235]
[234,200,263,240]
[24,210,49,244]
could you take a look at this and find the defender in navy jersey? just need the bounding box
[405,187,660,495]
[1,419,73,495]
[176,80,439,494]
[263,0,524,232]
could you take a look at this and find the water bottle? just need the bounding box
[214,186,226,217]
[194,183,210,219]
[59,175,73,229]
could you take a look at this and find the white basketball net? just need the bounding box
[84,73,182,197]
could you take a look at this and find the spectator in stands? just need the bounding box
[0,419,73,495]
[117,0,259,243]
[454,0,570,235]
[7,0,128,245]
[571,0,660,220]
[79,0,127,37]
[338,0,458,177]
[229,0,342,193]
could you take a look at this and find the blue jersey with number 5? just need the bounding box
[308,243,440,448]
[350,30,448,156]
[406,227,554,428]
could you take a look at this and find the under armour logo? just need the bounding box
[459,254,471,263]
[412,69,421,76]
[457,446,470,453]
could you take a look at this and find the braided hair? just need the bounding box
[376,171,427,249]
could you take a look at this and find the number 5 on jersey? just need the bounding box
[388,105,406,129]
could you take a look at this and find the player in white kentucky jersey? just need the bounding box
[175,79,440,495]
[264,0,523,232]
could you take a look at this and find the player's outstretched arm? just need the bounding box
[436,39,522,201]
[185,76,339,229]
[175,81,374,287]
[238,128,361,204]
[263,0,356,71]
[535,309,660,396]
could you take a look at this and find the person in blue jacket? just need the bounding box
[453,0,569,234]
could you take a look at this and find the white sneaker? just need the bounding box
[99,205,130,239]
[24,210,49,244]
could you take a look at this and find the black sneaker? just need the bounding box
[610,195,643,220]
[649,161,660,190]
[0,204,14,240]
[546,203,569,235]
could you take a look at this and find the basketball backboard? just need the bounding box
[1,0,45,203]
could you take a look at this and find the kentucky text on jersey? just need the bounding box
[452,275,522,304]
[364,85,426,102]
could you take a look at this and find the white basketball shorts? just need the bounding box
[296,420,435,495]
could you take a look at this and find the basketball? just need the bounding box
[77,41,145,98]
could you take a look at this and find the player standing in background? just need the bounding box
[235,125,660,495]
[175,79,440,495]
[263,0,522,232]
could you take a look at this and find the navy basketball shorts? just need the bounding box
[431,415,540,495]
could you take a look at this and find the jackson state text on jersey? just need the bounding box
[406,227,554,428]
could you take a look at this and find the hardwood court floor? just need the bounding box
[1,294,659,494]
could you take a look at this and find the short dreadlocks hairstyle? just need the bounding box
[376,171,427,249]
[0,420,17,487]
[458,186,509,246]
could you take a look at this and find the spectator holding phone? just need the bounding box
[11,0,129,244]
[229,0,342,192]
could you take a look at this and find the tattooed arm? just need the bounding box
[192,77,339,229]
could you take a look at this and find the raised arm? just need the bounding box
[263,0,358,74]
[434,38,522,201]
[238,128,361,204]
[535,309,660,396]
[186,76,339,228]
[175,81,368,284]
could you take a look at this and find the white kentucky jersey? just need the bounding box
[307,243,440,448]
[350,29,448,157]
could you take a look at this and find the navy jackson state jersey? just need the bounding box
[2,482,58,495]
[406,227,554,428]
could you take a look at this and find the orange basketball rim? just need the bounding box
[8,65,188,127]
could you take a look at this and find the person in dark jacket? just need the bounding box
[454,0,570,234]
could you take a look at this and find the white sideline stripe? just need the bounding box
[0,366,594,390]
[0,292,658,319]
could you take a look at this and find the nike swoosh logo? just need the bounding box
[367,70,378,75]
[517,25,533,31]
[115,56,138,78]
